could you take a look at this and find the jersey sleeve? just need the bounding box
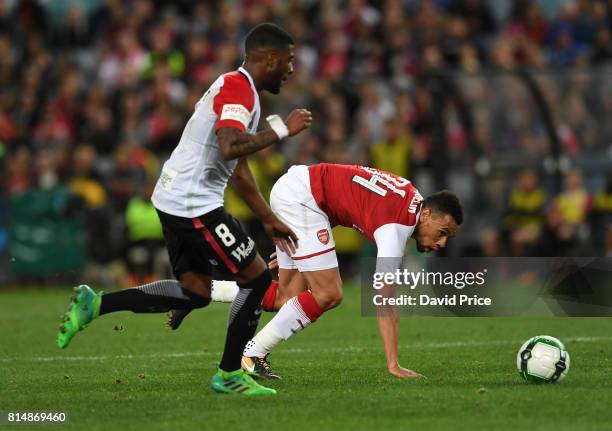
[373,223,414,274]
[213,76,254,132]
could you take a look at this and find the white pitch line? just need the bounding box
[1,336,611,364]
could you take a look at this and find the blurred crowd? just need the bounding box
[480,168,612,258]
[1,0,612,283]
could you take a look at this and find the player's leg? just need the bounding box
[191,208,277,394]
[263,254,308,312]
[99,272,211,314]
[241,265,308,379]
[57,211,215,349]
[57,272,213,349]
[168,262,302,330]
[102,209,218,313]
[242,164,338,370]
[170,251,297,330]
[258,163,329,316]
[239,221,309,379]
[243,263,341,360]
[210,254,280,394]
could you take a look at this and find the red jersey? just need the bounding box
[308,163,423,243]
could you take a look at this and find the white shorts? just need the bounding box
[270,165,338,272]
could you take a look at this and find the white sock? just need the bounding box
[211,280,239,303]
[244,295,318,357]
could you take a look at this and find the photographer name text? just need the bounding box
[372,268,492,307]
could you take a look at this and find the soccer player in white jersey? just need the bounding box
[56,23,312,395]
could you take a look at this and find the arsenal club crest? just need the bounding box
[317,229,330,245]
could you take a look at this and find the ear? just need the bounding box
[419,207,431,222]
[266,50,279,71]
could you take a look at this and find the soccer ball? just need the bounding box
[516,335,570,383]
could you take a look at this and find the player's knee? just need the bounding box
[313,281,343,311]
[322,291,342,310]
[179,273,212,303]
[183,281,211,301]
[182,280,211,308]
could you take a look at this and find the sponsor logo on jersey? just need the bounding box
[209,259,218,266]
[221,104,251,128]
[317,229,330,245]
[231,237,255,262]
[158,167,178,191]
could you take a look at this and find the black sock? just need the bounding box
[99,280,210,315]
[219,270,272,372]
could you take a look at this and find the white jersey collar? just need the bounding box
[238,66,257,93]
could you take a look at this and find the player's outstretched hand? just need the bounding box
[285,109,312,136]
[268,252,279,270]
[388,362,425,379]
[264,217,298,256]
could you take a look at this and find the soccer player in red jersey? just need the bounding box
[241,163,462,380]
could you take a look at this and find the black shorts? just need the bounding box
[156,207,258,278]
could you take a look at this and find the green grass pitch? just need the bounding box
[1,285,611,430]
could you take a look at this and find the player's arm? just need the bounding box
[230,157,297,255]
[373,223,423,378]
[377,307,423,378]
[217,110,312,161]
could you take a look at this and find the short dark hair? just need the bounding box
[423,190,463,225]
[244,23,294,53]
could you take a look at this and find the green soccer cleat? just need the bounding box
[211,369,277,395]
[57,285,101,349]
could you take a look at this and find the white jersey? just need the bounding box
[152,66,261,218]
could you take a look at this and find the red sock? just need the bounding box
[261,280,278,312]
[296,291,323,322]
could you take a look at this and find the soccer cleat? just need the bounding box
[57,285,101,349]
[166,308,193,331]
[241,354,282,380]
[211,369,277,395]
